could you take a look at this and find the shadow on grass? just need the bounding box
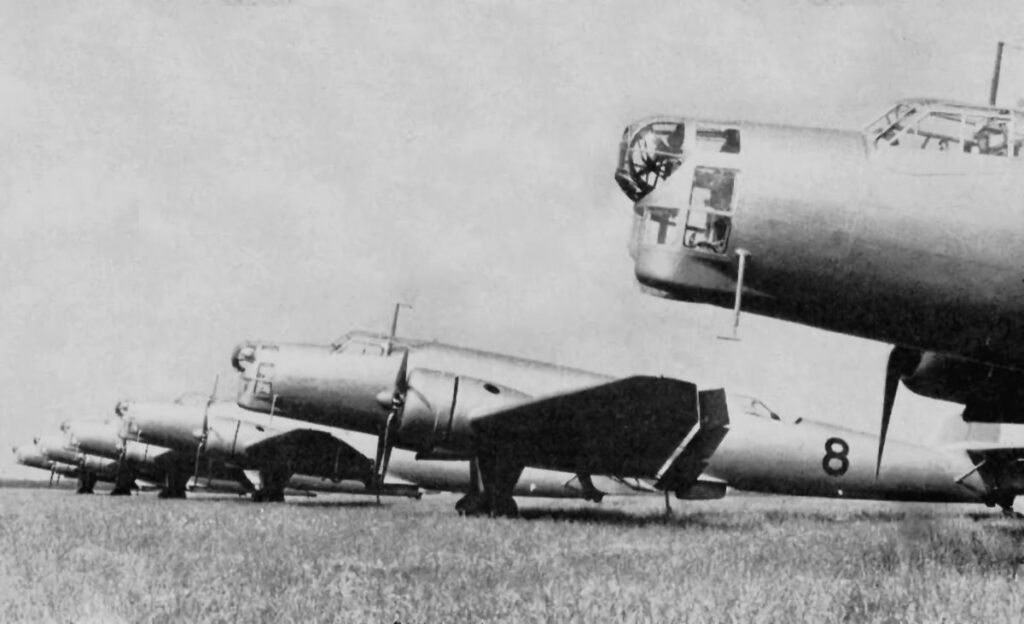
[517,506,958,529]
[967,511,1020,523]
[285,500,391,509]
[182,494,389,509]
[517,506,758,530]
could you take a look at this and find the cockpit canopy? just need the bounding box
[331,331,391,355]
[330,331,427,356]
[866,99,1024,157]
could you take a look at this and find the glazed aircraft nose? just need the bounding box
[114,400,140,439]
[231,342,258,373]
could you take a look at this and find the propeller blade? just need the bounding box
[394,349,409,396]
[877,347,920,479]
[373,350,410,502]
[373,411,398,502]
[189,441,204,491]
[190,376,219,490]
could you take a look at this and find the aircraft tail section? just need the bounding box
[655,388,730,495]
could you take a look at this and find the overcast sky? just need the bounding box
[2,1,1023,476]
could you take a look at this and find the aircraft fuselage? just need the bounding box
[621,101,1024,370]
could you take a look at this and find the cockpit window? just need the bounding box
[867,100,1023,157]
[865,103,917,143]
[332,334,387,356]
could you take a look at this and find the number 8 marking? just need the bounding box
[822,437,849,477]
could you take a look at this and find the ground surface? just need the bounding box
[2,486,1023,623]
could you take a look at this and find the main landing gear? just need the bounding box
[110,467,134,496]
[159,465,188,499]
[455,451,523,518]
[250,466,290,503]
[76,472,97,495]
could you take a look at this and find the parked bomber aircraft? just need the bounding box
[115,397,655,503]
[30,434,123,494]
[62,418,267,498]
[12,442,82,486]
[231,331,1024,516]
[612,97,1024,472]
[233,332,729,517]
[17,431,265,497]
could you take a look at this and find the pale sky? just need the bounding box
[2,1,1023,476]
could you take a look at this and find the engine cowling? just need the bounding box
[397,369,530,457]
[901,350,1024,422]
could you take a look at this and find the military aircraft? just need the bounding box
[18,427,272,497]
[612,94,1024,473]
[61,418,267,498]
[28,434,125,494]
[115,395,655,504]
[232,331,729,516]
[12,441,81,486]
[230,330,1024,516]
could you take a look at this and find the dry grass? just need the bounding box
[1,487,1023,623]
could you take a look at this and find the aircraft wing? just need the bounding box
[237,429,374,483]
[470,377,729,494]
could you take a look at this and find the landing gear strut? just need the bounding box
[455,451,523,518]
[76,472,97,495]
[110,467,134,496]
[159,465,189,499]
[997,495,1023,519]
[251,466,290,503]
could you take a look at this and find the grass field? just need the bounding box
[2,486,1023,623]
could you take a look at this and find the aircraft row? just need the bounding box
[16,54,1024,519]
[15,315,1024,517]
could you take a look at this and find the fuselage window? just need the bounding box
[696,128,741,154]
[254,363,274,398]
[683,167,737,254]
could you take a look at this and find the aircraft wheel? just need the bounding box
[491,497,518,518]
[455,492,488,517]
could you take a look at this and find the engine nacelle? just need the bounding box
[902,350,1024,422]
[79,454,118,477]
[397,370,530,456]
